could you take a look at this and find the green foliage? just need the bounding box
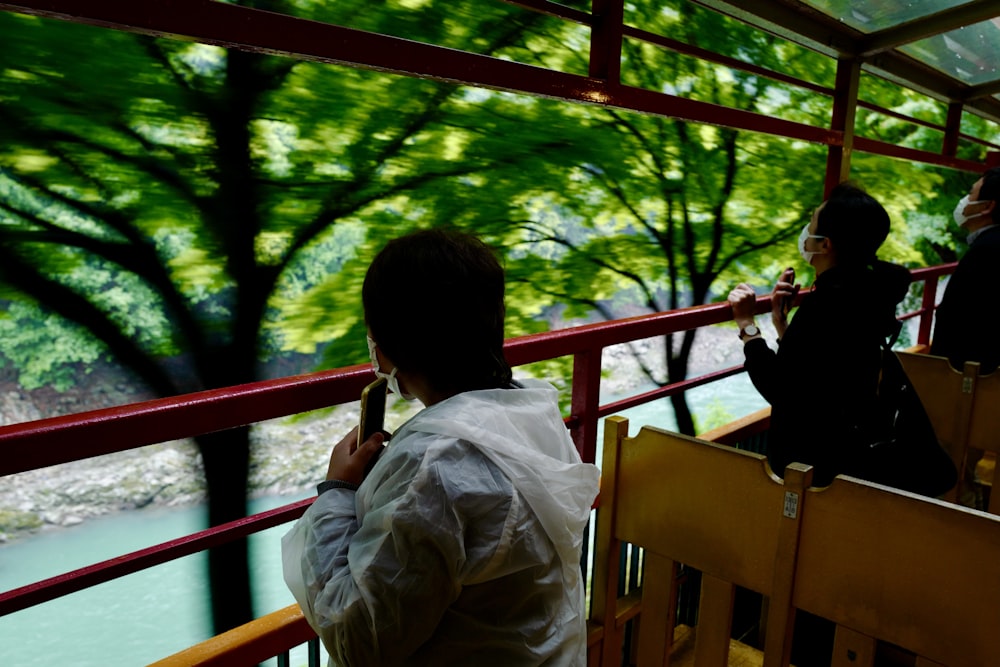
[0,2,985,402]
[0,1,593,392]
[693,399,735,434]
[0,508,43,534]
[0,0,977,399]
[0,298,107,390]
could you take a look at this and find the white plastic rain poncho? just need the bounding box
[282,379,600,666]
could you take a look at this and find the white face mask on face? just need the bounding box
[798,223,826,264]
[953,194,988,227]
[367,335,416,401]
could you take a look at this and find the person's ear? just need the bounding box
[983,200,997,217]
[373,345,395,374]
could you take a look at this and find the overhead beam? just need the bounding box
[690,0,857,58]
[0,0,841,146]
[966,79,1000,101]
[863,51,1000,124]
[0,0,996,155]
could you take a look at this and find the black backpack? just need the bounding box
[843,325,958,497]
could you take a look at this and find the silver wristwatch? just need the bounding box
[739,323,760,341]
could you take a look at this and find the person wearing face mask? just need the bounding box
[281,228,600,667]
[728,182,912,486]
[930,166,1000,374]
[728,183,911,667]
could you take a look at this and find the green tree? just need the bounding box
[0,0,585,632]
[481,2,949,434]
[476,3,834,434]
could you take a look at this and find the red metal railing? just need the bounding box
[0,263,955,625]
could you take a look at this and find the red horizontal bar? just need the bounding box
[623,25,832,96]
[854,136,984,172]
[500,0,592,25]
[910,263,958,280]
[598,364,746,417]
[505,300,743,366]
[4,266,953,477]
[0,365,374,476]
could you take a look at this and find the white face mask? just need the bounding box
[953,194,988,227]
[798,223,826,264]
[366,335,416,401]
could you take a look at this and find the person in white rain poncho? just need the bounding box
[282,229,600,666]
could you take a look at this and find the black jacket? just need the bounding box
[743,262,911,485]
[931,225,1000,374]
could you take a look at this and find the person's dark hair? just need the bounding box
[978,166,1000,223]
[362,228,512,395]
[815,181,890,267]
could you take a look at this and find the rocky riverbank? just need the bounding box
[0,326,745,544]
[0,401,394,543]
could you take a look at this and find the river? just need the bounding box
[0,374,767,666]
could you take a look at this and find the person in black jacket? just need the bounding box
[930,167,1000,510]
[728,182,912,667]
[728,182,911,487]
[931,166,1000,373]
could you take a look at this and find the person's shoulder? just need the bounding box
[955,229,1000,276]
[972,226,1000,250]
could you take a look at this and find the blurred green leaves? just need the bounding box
[0,0,990,401]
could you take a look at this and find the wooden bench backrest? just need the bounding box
[593,415,1000,667]
[794,475,1000,667]
[897,351,1000,510]
[592,416,812,667]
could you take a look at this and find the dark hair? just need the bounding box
[979,166,1000,223]
[815,181,890,267]
[362,228,512,395]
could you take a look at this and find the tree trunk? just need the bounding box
[670,392,696,436]
[665,331,697,436]
[198,427,253,633]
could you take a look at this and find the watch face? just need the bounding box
[743,325,759,337]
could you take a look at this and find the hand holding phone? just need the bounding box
[359,377,388,476]
[359,377,388,442]
[779,267,799,317]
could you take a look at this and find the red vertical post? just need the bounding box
[570,347,604,464]
[942,101,963,157]
[824,58,861,196]
[588,0,624,83]
[917,275,939,349]
[987,151,1000,169]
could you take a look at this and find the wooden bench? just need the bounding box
[589,415,810,666]
[897,351,1000,512]
[796,470,1000,666]
[590,415,1000,666]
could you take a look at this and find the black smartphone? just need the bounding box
[781,267,798,316]
[359,377,388,442]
